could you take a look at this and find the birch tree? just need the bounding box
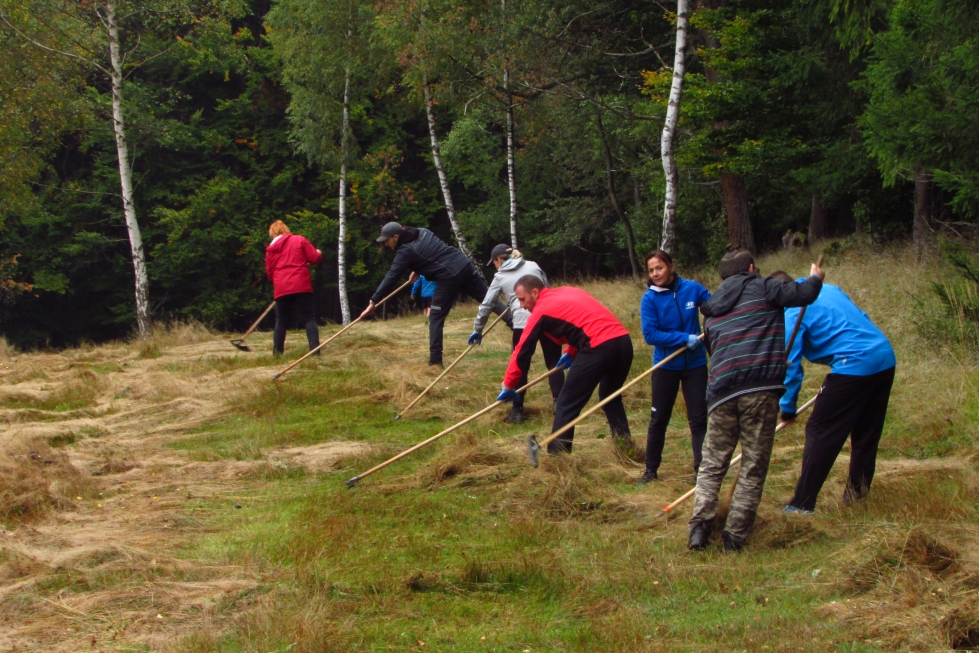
[659,0,688,255]
[421,71,478,266]
[0,0,198,336]
[269,0,378,324]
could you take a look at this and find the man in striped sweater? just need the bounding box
[688,250,824,552]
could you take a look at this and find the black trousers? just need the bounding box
[788,366,895,511]
[644,365,708,474]
[511,328,566,408]
[428,265,502,365]
[273,292,319,354]
[547,335,633,454]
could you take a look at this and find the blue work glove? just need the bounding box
[468,332,483,346]
[556,353,573,370]
[497,386,517,403]
[686,334,702,350]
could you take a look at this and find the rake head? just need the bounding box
[230,339,251,352]
[526,434,541,468]
[344,476,360,489]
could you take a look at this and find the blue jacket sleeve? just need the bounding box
[640,292,688,347]
[780,306,806,413]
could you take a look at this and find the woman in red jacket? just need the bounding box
[265,220,323,355]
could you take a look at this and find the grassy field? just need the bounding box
[1,241,978,652]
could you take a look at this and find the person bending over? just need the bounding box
[471,244,565,424]
[767,271,896,515]
[639,249,711,485]
[359,222,504,366]
[265,220,323,355]
[498,275,634,454]
[688,250,823,553]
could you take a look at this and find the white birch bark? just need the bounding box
[422,72,478,266]
[337,69,351,324]
[504,66,518,248]
[659,0,689,255]
[107,0,151,337]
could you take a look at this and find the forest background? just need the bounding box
[0,0,976,348]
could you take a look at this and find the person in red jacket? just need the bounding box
[265,220,323,355]
[498,275,635,455]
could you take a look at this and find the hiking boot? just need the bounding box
[612,432,636,455]
[722,531,744,553]
[504,405,524,424]
[637,469,658,486]
[782,505,813,516]
[428,361,443,369]
[687,521,711,551]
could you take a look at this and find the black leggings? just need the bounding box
[273,292,319,354]
[511,328,566,407]
[548,335,633,454]
[644,365,708,474]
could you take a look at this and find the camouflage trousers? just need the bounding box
[689,390,780,545]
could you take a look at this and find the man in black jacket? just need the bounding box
[687,249,824,553]
[360,222,504,366]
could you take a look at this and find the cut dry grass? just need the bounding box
[0,438,98,524]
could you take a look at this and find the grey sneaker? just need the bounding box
[504,405,524,424]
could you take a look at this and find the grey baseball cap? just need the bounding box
[487,243,511,265]
[375,221,403,243]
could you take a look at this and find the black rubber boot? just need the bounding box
[722,531,744,553]
[504,405,524,424]
[688,521,711,551]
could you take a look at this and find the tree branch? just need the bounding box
[0,14,110,76]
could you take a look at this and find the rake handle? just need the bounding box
[537,334,703,450]
[273,278,413,380]
[239,301,275,342]
[397,307,511,419]
[346,365,564,486]
[659,393,818,514]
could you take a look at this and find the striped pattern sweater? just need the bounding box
[700,272,822,412]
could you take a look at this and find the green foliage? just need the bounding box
[860,0,979,217]
[920,240,979,352]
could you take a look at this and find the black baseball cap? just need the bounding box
[487,243,510,265]
[375,221,403,243]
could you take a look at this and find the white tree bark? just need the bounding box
[659,0,689,255]
[337,69,352,324]
[422,72,478,267]
[504,67,518,248]
[107,0,151,337]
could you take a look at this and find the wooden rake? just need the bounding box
[230,301,275,352]
[345,364,566,488]
[526,334,704,467]
[395,307,511,420]
[272,278,413,381]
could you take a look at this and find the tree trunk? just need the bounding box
[596,111,638,277]
[721,171,755,253]
[337,69,351,324]
[808,192,828,242]
[914,170,934,261]
[107,0,150,338]
[504,67,518,248]
[421,72,478,268]
[660,0,688,255]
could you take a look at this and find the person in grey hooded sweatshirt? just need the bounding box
[470,245,565,423]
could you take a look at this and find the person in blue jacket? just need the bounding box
[411,275,437,317]
[638,249,711,485]
[769,271,897,514]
